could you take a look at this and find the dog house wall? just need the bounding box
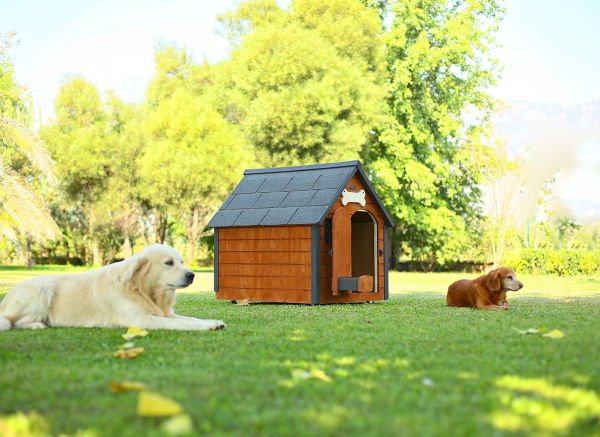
[216,225,314,303]
[208,161,394,304]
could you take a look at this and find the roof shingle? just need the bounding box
[208,161,394,228]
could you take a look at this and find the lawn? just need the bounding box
[1,267,599,436]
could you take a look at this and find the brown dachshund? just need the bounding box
[446,267,523,310]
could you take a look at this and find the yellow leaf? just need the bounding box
[109,381,147,392]
[236,299,251,306]
[310,369,332,383]
[543,329,565,339]
[160,414,194,436]
[122,327,149,340]
[137,391,183,417]
[113,347,144,358]
[290,368,332,383]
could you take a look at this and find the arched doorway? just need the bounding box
[351,210,377,292]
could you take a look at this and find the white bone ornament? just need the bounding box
[341,189,366,206]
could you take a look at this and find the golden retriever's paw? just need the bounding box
[209,320,226,330]
[20,322,48,329]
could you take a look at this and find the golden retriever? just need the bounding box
[446,266,523,310]
[0,244,226,331]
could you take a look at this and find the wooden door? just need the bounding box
[331,206,352,295]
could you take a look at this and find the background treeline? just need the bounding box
[1,0,598,274]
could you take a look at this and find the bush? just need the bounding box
[503,249,600,276]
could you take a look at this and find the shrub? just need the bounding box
[503,249,600,276]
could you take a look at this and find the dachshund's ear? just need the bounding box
[485,269,503,293]
[124,256,150,291]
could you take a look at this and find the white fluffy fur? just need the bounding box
[0,244,225,331]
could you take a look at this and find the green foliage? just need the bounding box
[217,0,384,166]
[41,77,143,263]
[504,249,600,276]
[0,32,58,247]
[140,43,253,260]
[366,0,503,267]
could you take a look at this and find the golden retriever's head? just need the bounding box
[125,244,195,291]
[485,267,523,293]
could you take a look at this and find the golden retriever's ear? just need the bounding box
[124,257,150,292]
[485,269,503,293]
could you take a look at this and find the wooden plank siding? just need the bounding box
[217,225,312,303]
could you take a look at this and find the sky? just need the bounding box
[1,0,599,220]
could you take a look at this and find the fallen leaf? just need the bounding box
[310,369,332,382]
[122,327,149,340]
[119,342,135,349]
[113,347,144,358]
[137,391,183,417]
[290,368,331,383]
[515,328,540,335]
[161,414,194,436]
[543,329,565,339]
[236,299,251,306]
[109,381,147,392]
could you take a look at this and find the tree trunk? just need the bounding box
[185,207,202,265]
[154,213,168,244]
[123,231,132,258]
[92,243,102,265]
[25,235,34,268]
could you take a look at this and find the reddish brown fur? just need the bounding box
[446,267,523,310]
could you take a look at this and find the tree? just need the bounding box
[0,32,58,265]
[365,0,503,268]
[481,136,521,266]
[41,76,131,264]
[139,44,252,263]
[216,0,385,166]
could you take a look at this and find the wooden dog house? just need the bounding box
[207,161,394,304]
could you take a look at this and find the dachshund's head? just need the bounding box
[485,267,523,293]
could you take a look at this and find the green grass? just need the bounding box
[1,267,599,436]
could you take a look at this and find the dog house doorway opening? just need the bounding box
[351,210,377,292]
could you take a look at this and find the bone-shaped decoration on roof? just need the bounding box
[341,189,366,207]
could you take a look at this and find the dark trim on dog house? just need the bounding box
[384,226,389,300]
[311,224,320,305]
[213,228,219,292]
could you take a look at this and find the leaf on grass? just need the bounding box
[291,368,332,383]
[119,342,135,349]
[137,391,183,417]
[122,327,149,340]
[515,328,540,335]
[310,369,332,382]
[236,299,251,306]
[0,412,49,436]
[543,329,565,339]
[109,381,147,392]
[113,347,144,358]
[160,414,194,436]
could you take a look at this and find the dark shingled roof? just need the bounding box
[208,161,394,228]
